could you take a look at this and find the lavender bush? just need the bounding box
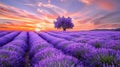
[34,55,79,67]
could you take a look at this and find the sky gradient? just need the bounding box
[0,0,120,31]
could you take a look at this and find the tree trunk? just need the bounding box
[63,28,66,31]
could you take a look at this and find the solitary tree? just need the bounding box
[54,16,74,31]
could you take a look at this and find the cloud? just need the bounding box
[60,0,68,2]
[93,11,120,24]
[0,3,42,22]
[67,6,103,24]
[76,12,102,24]
[48,0,51,4]
[0,2,68,31]
[0,3,62,31]
[24,4,35,7]
[25,1,100,24]
[37,2,67,16]
[36,2,70,23]
[80,0,120,11]
[0,3,43,30]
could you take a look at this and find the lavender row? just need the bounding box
[29,32,81,67]
[0,32,20,47]
[47,32,120,50]
[0,32,28,67]
[39,32,120,67]
[47,32,91,43]
[48,31,120,41]
[0,31,10,37]
[47,32,75,40]
[56,31,120,40]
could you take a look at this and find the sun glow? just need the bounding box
[35,28,41,32]
[35,23,46,31]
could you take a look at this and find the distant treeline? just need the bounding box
[91,28,120,31]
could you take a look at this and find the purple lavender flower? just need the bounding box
[104,40,120,50]
[32,47,63,65]
[13,32,27,41]
[9,40,28,51]
[87,39,106,48]
[47,32,75,40]
[30,43,53,58]
[0,32,19,47]
[56,41,75,51]
[72,38,90,43]
[50,39,65,45]
[115,51,120,66]
[1,45,25,56]
[65,43,95,59]
[0,50,25,67]
[34,55,78,67]
[0,32,10,37]
[85,48,119,67]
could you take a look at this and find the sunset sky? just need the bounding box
[0,0,120,31]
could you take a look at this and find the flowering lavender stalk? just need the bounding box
[0,32,19,47]
[0,50,25,67]
[56,41,74,51]
[0,32,28,67]
[85,48,119,67]
[87,39,106,48]
[65,43,95,59]
[32,47,63,65]
[104,40,120,50]
[34,55,79,67]
[0,32,10,37]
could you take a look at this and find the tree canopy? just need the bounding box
[54,16,74,31]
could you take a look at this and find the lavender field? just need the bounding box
[0,31,120,67]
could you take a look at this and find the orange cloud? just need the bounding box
[0,3,41,22]
[80,0,118,11]
[0,3,53,31]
